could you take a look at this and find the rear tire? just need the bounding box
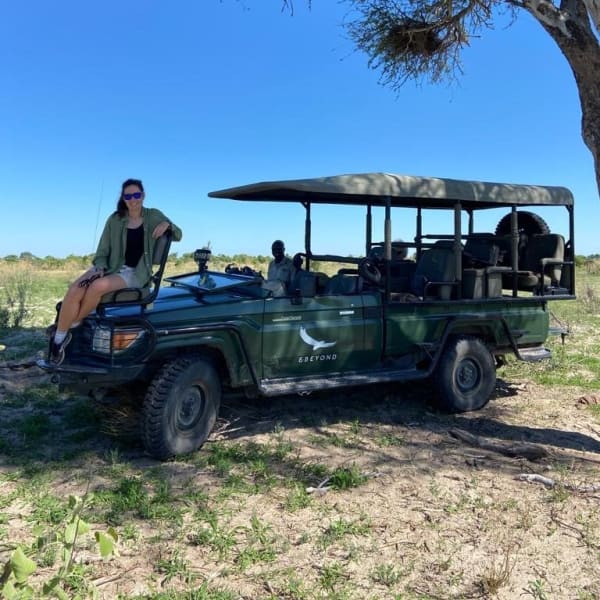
[435,336,495,413]
[142,355,221,459]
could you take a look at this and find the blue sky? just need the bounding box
[1,0,597,258]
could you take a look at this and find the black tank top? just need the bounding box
[125,224,144,267]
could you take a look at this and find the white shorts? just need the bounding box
[116,266,141,288]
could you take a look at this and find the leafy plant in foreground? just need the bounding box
[0,494,118,599]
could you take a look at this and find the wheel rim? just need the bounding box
[176,386,206,431]
[455,358,481,393]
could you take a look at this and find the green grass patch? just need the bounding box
[320,516,371,548]
[118,585,239,599]
[329,464,368,490]
[1,384,62,409]
[29,493,69,525]
[93,475,183,525]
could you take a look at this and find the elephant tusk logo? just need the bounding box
[299,326,337,350]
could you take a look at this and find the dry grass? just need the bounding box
[1,266,600,599]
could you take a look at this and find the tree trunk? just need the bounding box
[527,0,600,196]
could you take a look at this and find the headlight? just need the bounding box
[92,325,146,355]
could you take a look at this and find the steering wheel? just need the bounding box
[359,258,382,285]
[293,252,304,270]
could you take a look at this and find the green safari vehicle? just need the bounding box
[39,172,576,459]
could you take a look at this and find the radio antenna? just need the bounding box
[92,178,105,252]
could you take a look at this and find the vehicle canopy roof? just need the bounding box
[208,172,574,209]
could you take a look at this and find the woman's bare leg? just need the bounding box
[75,274,128,321]
[55,270,97,332]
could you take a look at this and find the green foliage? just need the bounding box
[329,464,368,490]
[370,563,404,587]
[187,516,236,560]
[3,384,62,409]
[318,561,348,594]
[155,549,196,585]
[575,255,587,268]
[320,516,371,548]
[0,495,117,599]
[93,475,182,525]
[234,513,278,570]
[18,413,52,441]
[500,269,600,389]
[0,266,34,329]
[121,585,238,599]
[284,484,312,512]
[522,578,550,600]
[30,494,69,526]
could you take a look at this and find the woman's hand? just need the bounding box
[78,266,104,288]
[152,221,171,239]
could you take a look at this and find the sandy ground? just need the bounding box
[1,353,600,599]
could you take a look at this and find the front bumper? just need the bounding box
[38,317,156,393]
[37,360,147,394]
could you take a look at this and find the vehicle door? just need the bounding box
[261,291,382,379]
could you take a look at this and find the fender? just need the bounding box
[430,313,525,368]
[153,322,260,387]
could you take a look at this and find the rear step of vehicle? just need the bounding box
[260,367,428,396]
[518,346,552,362]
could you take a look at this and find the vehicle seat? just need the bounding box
[497,233,528,268]
[516,233,565,291]
[462,234,507,299]
[323,274,361,295]
[289,270,317,297]
[411,240,458,299]
[388,260,416,293]
[98,232,172,307]
[312,272,330,293]
[463,234,500,268]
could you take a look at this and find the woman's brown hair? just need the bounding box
[115,178,144,217]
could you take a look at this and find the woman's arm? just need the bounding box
[150,209,182,241]
[92,216,113,270]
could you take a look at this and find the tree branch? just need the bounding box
[581,0,600,34]
[522,0,572,36]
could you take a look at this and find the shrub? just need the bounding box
[0,266,34,329]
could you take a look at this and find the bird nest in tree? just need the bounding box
[385,19,443,57]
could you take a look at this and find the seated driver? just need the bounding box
[265,240,293,294]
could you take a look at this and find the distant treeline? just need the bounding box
[0,252,600,275]
[0,251,273,269]
[1,251,598,270]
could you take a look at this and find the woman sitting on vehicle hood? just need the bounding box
[47,178,182,366]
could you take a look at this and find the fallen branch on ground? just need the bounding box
[449,428,549,461]
[516,473,600,493]
[306,476,332,495]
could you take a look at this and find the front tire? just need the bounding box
[434,336,495,413]
[142,356,221,459]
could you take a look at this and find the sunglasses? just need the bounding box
[123,192,143,201]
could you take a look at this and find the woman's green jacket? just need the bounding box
[92,207,182,287]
